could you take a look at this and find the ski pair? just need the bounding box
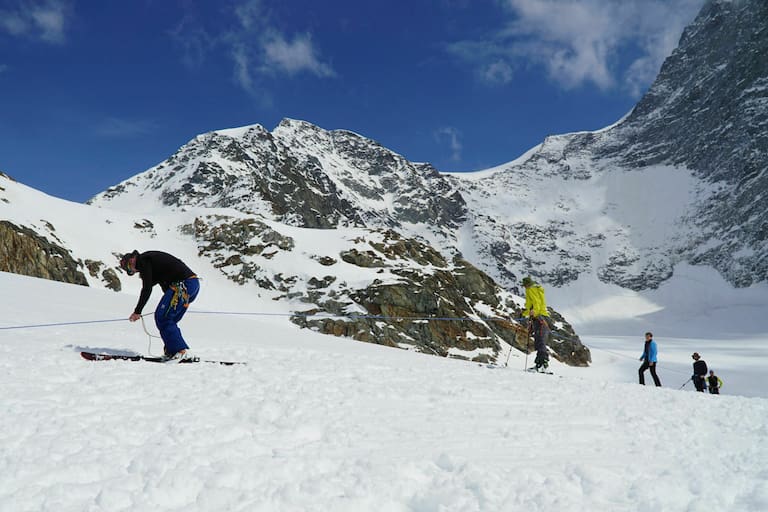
[526,366,554,375]
[80,351,244,366]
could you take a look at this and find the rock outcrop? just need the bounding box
[0,220,88,286]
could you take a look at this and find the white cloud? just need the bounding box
[482,60,514,85]
[233,0,263,31]
[435,127,463,162]
[171,0,335,96]
[449,0,705,95]
[0,14,27,37]
[261,33,335,78]
[168,15,213,69]
[30,1,67,43]
[93,118,156,139]
[231,43,255,92]
[0,0,70,44]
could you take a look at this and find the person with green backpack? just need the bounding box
[707,370,723,394]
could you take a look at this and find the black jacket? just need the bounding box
[133,251,195,314]
[693,359,708,377]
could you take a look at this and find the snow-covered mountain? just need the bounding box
[1,0,765,365]
[0,170,588,367]
[91,0,767,296]
[90,119,467,244]
[448,0,768,291]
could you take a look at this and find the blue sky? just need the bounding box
[0,0,705,202]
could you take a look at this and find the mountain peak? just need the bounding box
[276,117,318,131]
[211,123,268,139]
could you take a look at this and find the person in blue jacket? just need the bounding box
[638,331,662,386]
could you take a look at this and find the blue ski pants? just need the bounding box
[155,277,200,356]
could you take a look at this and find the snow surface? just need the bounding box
[1,271,767,512]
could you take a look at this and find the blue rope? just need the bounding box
[0,317,128,330]
[0,310,527,330]
[189,310,525,323]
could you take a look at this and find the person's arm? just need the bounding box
[133,266,154,315]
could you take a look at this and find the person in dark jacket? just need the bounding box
[120,250,200,360]
[707,370,723,394]
[638,332,662,386]
[691,352,708,392]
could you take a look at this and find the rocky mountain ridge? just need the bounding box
[88,1,767,295]
[0,171,588,366]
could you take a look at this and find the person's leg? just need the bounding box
[649,364,662,386]
[155,279,199,356]
[540,318,550,365]
[185,277,200,304]
[533,317,549,368]
[155,288,185,355]
[638,362,648,385]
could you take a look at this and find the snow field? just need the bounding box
[1,273,767,511]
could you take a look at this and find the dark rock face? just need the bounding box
[180,215,295,287]
[447,0,768,291]
[0,221,88,286]
[84,259,122,291]
[272,120,468,234]
[593,0,768,287]
[291,233,589,366]
[94,121,467,234]
[599,0,768,180]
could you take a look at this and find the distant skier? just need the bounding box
[522,276,550,372]
[691,352,708,392]
[707,370,723,394]
[120,250,200,361]
[638,332,662,386]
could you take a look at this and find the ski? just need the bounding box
[479,363,508,370]
[525,367,554,375]
[80,351,244,366]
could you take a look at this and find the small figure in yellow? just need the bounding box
[707,370,723,394]
[522,276,550,372]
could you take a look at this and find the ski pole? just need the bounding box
[503,344,511,367]
[523,318,531,371]
[523,320,532,371]
[678,377,692,390]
